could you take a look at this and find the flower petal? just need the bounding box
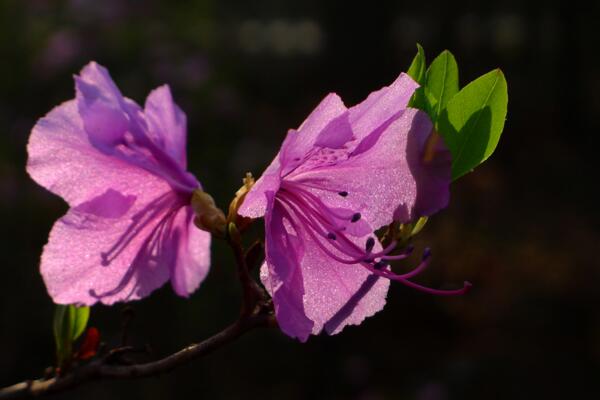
[349,72,418,140]
[237,156,282,219]
[27,100,172,207]
[144,85,188,169]
[40,188,183,305]
[404,111,452,219]
[240,94,349,219]
[75,62,141,152]
[298,228,390,336]
[262,193,389,340]
[279,93,349,172]
[262,192,314,341]
[288,108,449,228]
[169,207,211,297]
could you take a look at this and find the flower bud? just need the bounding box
[227,172,255,230]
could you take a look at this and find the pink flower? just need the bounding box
[239,73,468,341]
[27,62,210,305]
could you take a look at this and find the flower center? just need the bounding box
[275,180,470,296]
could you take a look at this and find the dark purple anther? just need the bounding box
[373,261,388,270]
[351,213,361,223]
[365,237,375,252]
[338,191,348,197]
[422,247,431,259]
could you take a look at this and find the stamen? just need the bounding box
[373,261,389,270]
[281,185,346,229]
[378,243,414,261]
[277,197,366,264]
[277,183,470,298]
[365,237,375,252]
[338,191,348,197]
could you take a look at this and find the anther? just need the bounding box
[373,261,388,270]
[338,191,348,197]
[327,232,337,240]
[422,247,431,260]
[365,237,375,252]
[351,213,361,223]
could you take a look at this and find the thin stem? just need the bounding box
[227,230,267,317]
[0,226,273,399]
[0,314,273,400]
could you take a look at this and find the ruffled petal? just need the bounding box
[262,192,314,341]
[240,94,349,218]
[75,62,142,152]
[262,194,389,339]
[261,189,389,341]
[144,85,188,169]
[299,231,390,336]
[349,72,418,140]
[40,188,184,305]
[169,206,211,297]
[287,108,448,228]
[27,100,170,207]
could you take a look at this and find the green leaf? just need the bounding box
[70,306,90,341]
[437,69,508,180]
[406,43,426,84]
[53,305,90,367]
[53,305,72,365]
[407,44,429,110]
[425,50,459,121]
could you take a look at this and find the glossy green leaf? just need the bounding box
[425,50,459,121]
[53,305,90,366]
[437,69,508,180]
[406,43,426,84]
[407,44,429,110]
[70,306,90,341]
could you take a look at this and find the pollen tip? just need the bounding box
[373,261,388,270]
[100,253,110,266]
[422,247,432,260]
[351,213,361,223]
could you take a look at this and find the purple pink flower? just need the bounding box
[239,73,469,341]
[27,62,210,305]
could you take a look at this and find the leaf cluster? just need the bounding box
[407,44,508,180]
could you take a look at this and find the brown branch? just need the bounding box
[1,218,272,399]
[227,225,267,317]
[0,313,274,399]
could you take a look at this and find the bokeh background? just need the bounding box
[1,0,598,399]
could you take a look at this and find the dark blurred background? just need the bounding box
[1,0,598,399]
